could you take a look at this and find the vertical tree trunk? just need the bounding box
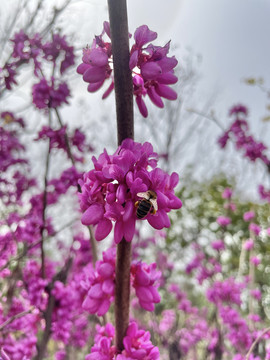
[107,0,134,352]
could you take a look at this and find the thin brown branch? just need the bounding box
[0,218,78,272]
[88,225,98,266]
[0,307,34,331]
[40,136,51,278]
[54,108,75,166]
[245,326,270,360]
[34,258,73,360]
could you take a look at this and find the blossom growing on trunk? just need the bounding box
[79,139,182,243]
[77,23,178,117]
[85,322,159,359]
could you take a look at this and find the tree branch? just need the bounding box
[107,0,134,352]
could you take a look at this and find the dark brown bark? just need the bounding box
[107,0,134,352]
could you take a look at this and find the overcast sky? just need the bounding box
[2,0,270,193]
[69,0,270,131]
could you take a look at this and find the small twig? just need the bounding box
[0,307,35,331]
[0,218,78,272]
[34,258,73,360]
[187,108,225,131]
[245,326,270,359]
[88,225,98,266]
[40,136,51,279]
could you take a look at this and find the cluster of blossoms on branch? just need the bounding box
[218,105,270,166]
[218,104,270,203]
[81,247,161,316]
[79,138,182,243]
[77,22,178,117]
[1,30,74,108]
[86,322,159,359]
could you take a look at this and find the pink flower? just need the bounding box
[251,256,260,266]
[222,188,232,199]
[79,139,181,244]
[207,278,244,306]
[32,77,70,109]
[77,23,178,117]
[216,216,231,227]
[249,223,261,236]
[42,33,75,74]
[82,248,116,316]
[131,262,161,311]
[229,104,248,116]
[85,322,159,359]
[118,322,160,359]
[250,288,261,300]
[243,239,254,251]
[211,239,225,251]
[159,310,175,333]
[243,211,255,222]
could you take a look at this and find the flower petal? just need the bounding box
[81,204,104,225]
[95,218,112,241]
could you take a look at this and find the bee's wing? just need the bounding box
[150,198,158,211]
[137,192,148,199]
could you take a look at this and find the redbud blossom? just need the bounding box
[79,139,182,243]
[243,211,255,222]
[77,23,178,117]
[216,216,231,227]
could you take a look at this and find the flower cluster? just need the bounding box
[218,105,270,166]
[79,138,182,243]
[207,278,244,306]
[1,30,74,111]
[82,247,116,316]
[32,78,70,109]
[131,262,161,311]
[82,247,161,316]
[86,322,160,359]
[77,22,178,117]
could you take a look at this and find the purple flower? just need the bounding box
[77,23,178,117]
[32,77,70,109]
[131,262,161,311]
[250,288,261,300]
[229,104,248,116]
[243,239,254,251]
[118,322,160,359]
[249,223,261,236]
[207,278,244,305]
[79,139,182,243]
[243,211,255,222]
[250,256,260,266]
[82,248,116,316]
[43,34,75,74]
[222,187,233,199]
[85,322,159,359]
[216,216,231,227]
[211,239,225,251]
[258,185,270,203]
[218,106,270,166]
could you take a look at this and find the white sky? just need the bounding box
[1,0,270,194]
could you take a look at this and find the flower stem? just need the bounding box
[107,0,134,352]
[107,0,134,144]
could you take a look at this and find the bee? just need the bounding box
[135,190,158,219]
